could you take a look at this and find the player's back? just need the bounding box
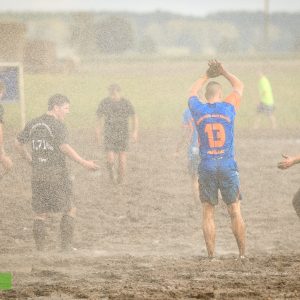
[188,93,240,161]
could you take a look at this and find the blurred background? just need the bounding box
[0,0,299,129]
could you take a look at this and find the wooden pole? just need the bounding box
[264,0,270,52]
[19,63,26,129]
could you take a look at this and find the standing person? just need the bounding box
[278,154,300,218]
[188,60,246,259]
[175,107,200,202]
[0,81,13,175]
[16,94,99,252]
[96,84,138,184]
[254,71,276,129]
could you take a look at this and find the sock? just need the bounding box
[60,215,75,251]
[33,219,46,251]
[117,173,124,184]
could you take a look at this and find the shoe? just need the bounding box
[235,255,248,263]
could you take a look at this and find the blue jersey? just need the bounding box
[188,92,241,161]
[182,108,199,158]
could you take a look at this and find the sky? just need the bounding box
[0,0,299,16]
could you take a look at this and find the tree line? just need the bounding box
[1,11,299,57]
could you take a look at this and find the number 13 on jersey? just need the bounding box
[204,123,226,148]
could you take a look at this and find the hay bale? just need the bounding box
[24,40,57,72]
[0,23,26,62]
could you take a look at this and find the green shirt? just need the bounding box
[259,76,274,106]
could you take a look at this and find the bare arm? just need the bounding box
[221,68,244,96]
[59,143,99,171]
[189,74,209,98]
[131,114,138,142]
[278,154,300,170]
[0,124,13,171]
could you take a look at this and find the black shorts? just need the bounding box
[257,103,274,115]
[104,136,128,152]
[31,178,74,214]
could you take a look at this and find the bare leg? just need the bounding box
[253,115,262,130]
[202,202,215,258]
[33,213,47,251]
[270,115,277,130]
[117,152,127,184]
[227,201,246,257]
[107,151,115,182]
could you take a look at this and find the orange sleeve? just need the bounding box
[224,91,241,110]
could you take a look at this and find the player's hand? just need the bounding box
[206,59,223,78]
[82,160,100,171]
[277,154,294,170]
[132,131,138,143]
[0,155,13,172]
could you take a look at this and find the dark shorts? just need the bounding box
[32,178,74,214]
[292,188,300,218]
[104,135,128,152]
[257,103,274,115]
[198,158,242,206]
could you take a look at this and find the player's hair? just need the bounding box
[108,83,121,93]
[0,81,6,93]
[205,81,222,100]
[48,94,70,111]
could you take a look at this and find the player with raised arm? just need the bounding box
[16,94,99,252]
[188,60,246,259]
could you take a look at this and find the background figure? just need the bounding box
[0,81,13,175]
[96,84,138,184]
[278,153,300,218]
[16,94,99,252]
[175,107,200,202]
[254,71,276,129]
[188,60,245,259]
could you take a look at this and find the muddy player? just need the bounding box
[278,154,300,218]
[188,60,246,259]
[0,81,13,175]
[175,107,200,201]
[16,94,99,251]
[96,84,138,184]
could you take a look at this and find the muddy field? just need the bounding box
[1,128,300,299]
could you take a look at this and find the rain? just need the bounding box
[0,0,300,298]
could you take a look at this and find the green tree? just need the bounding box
[71,13,97,56]
[95,16,134,54]
[138,35,157,54]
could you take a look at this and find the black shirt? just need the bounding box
[96,98,135,139]
[17,114,69,181]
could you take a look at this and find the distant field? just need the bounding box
[3,58,300,130]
